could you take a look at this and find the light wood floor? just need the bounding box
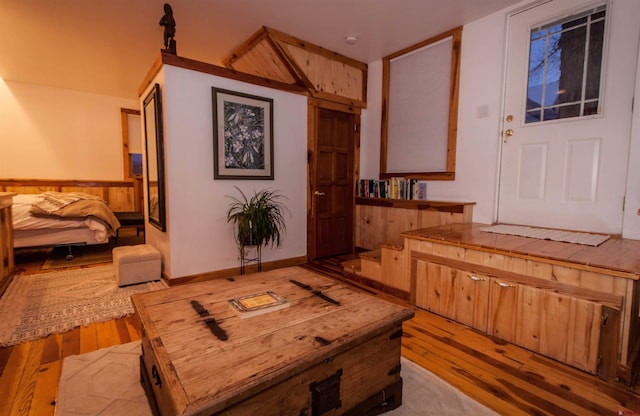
[1,250,639,415]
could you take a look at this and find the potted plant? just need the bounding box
[225,187,289,247]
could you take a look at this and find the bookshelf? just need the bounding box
[354,197,474,250]
[357,177,427,201]
[355,197,472,212]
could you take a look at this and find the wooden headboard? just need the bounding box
[0,179,143,212]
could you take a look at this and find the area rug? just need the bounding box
[57,341,152,416]
[42,245,113,270]
[481,224,610,246]
[55,342,498,416]
[0,266,166,347]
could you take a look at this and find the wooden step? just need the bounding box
[341,258,361,275]
[359,248,381,263]
[379,242,403,252]
[359,249,382,283]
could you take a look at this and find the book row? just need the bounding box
[357,178,427,200]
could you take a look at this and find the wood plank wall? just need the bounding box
[0,179,141,212]
[355,198,475,250]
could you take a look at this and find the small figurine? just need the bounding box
[159,3,176,54]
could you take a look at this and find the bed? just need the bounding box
[12,192,121,253]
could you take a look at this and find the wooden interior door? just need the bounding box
[308,102,358,259]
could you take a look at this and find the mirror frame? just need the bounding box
[380,26,462,181]
[143,83,167,231]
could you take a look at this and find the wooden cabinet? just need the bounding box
[0,193,15,296]
[404,224,637,382]
[355,198,474,250]
[414,261,489,332]
[512,284,616,374]
[487,278,518,343]
[413,252,620,376]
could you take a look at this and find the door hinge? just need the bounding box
[601,312,608,328]
[354,123,358,133]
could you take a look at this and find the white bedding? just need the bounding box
[12,194,112,247]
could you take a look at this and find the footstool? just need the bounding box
[113,244,161,286]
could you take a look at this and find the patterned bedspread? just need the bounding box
[29,192,121,236]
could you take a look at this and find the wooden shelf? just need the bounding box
[354,197,474,250]
[355,197,474,213]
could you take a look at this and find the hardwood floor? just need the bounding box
[304,255,640,415]
[1,250,639,415]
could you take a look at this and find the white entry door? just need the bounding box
[498,0,640,234]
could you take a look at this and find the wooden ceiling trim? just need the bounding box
[283,43,364,104]
[223,27,301,85]
[221,26,269,68]
[153,53,307,95]
[265,27,367,71]
[229,41,297,83]
[223,26,368,108]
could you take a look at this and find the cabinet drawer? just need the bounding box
[411,252,621,376]
[414,260,489,331]
[513,284,605,374]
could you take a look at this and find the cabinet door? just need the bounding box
[414,260,489,331]
[414,261,455,317]
[516,284,603,374]
[488,279,518,343]
[453,270,490,332]
[544,288,603,373]
[515,284,542,352]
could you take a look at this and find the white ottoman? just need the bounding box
[113,244,161,286]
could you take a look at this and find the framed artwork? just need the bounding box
[212,88,274,179]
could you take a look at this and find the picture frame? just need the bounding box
[212,87,274,179]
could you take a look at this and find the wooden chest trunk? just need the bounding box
[132,266,414,416]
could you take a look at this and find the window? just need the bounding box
[121,108,142,178]
[131,153,143,176]
[380,27,462,180]
[526,5,606,123]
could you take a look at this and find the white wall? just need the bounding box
[0,79,136,180]
[143,65,308,279]
[361,11,506,225]
[622,38,640,240]
[361,0,640,238]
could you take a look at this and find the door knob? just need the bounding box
[314,191,325,196]
[503,129,514,143]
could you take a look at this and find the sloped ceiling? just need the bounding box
[0,0,519,99]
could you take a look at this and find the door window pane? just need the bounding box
[525,5,606,123]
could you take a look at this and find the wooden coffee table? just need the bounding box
[132,266,414,416]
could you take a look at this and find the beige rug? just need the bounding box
[56,342,498,416]
[0,266,166,347]
[57,342,151,416]
[481,224,610,246]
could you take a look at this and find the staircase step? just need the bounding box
[341,258,361,274]
[359,248,381,263]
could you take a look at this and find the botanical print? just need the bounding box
[223,101,265,170]
[213,87,273,179]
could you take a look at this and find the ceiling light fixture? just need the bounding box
[345,36,358,45]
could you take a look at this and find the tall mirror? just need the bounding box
[143,83,167,231]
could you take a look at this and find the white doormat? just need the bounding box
[481,224,610,246]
